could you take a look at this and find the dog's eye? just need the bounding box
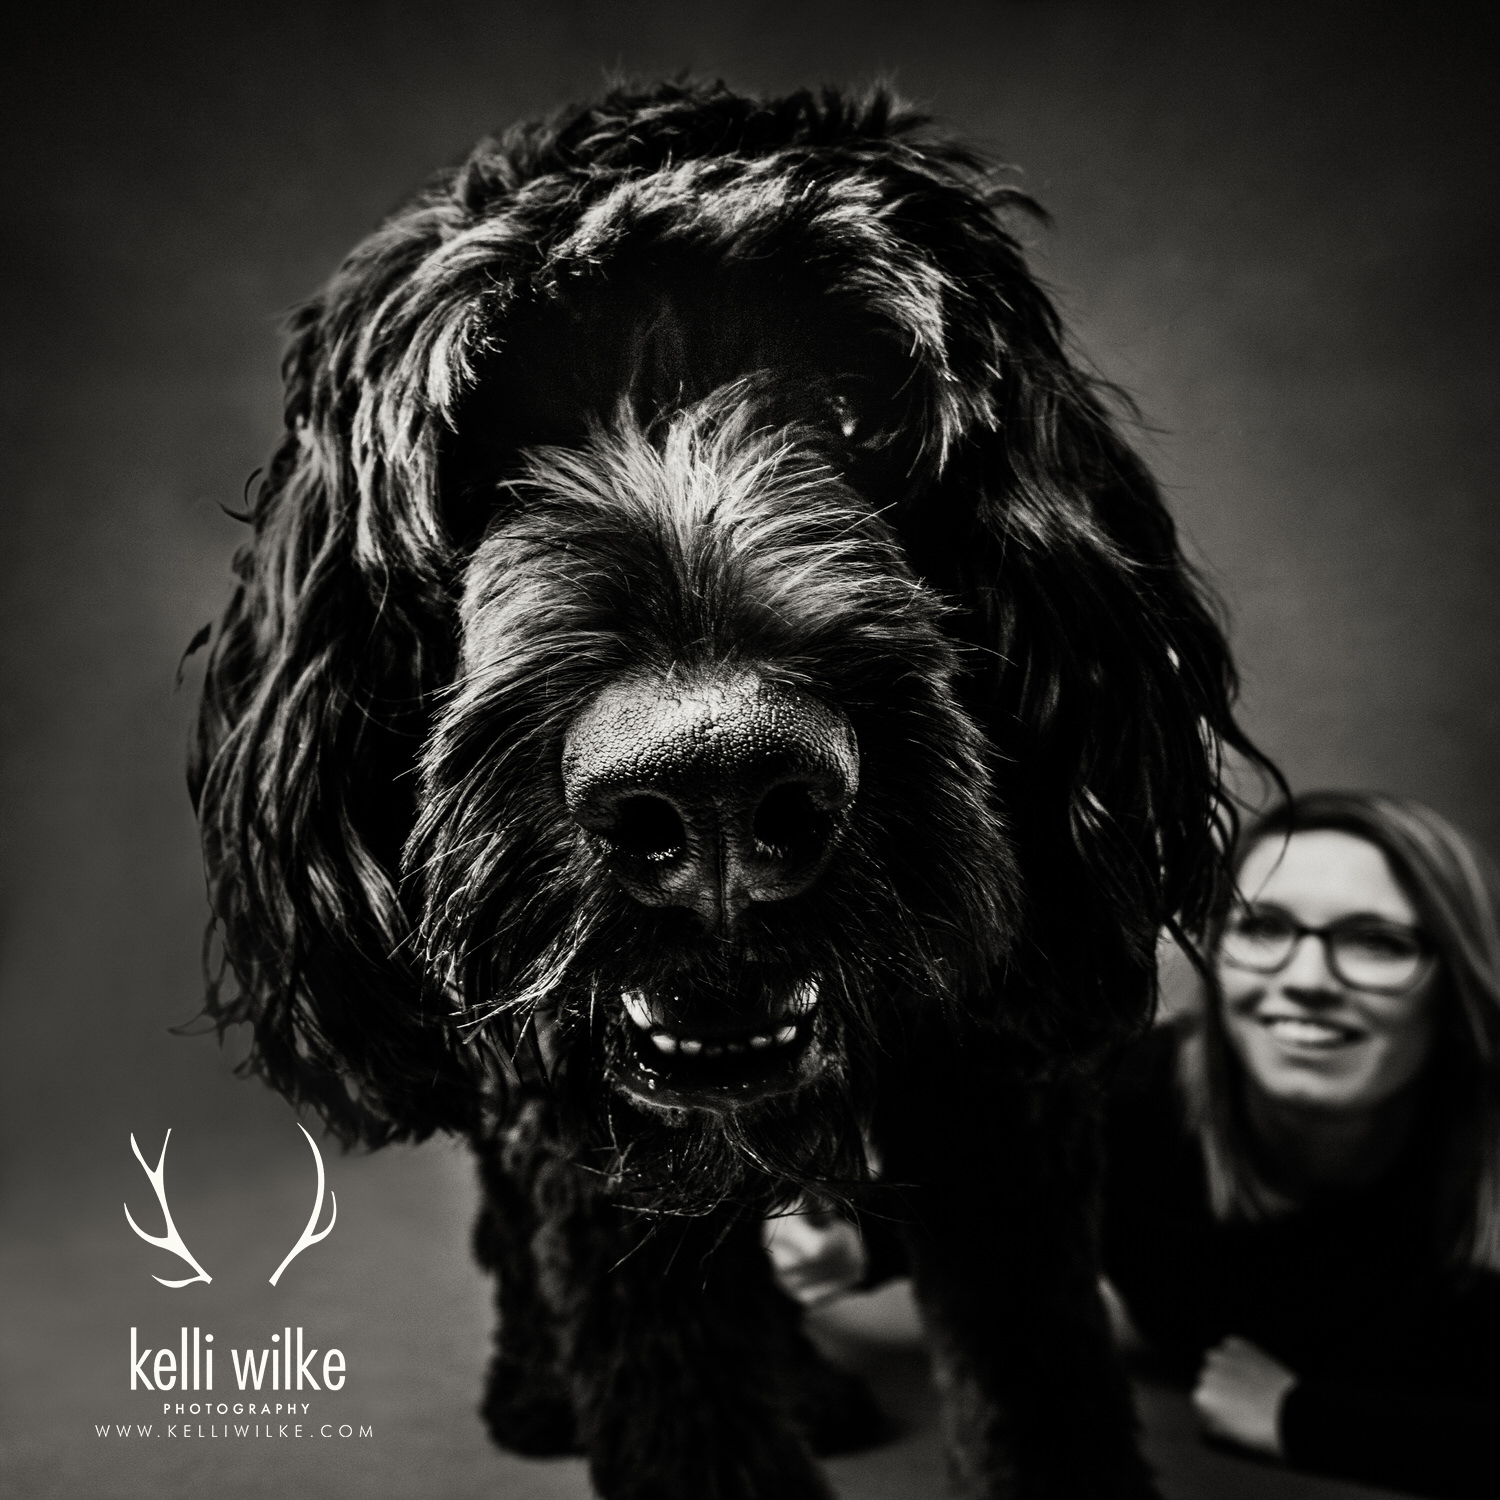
[830,392,861,442]
[824,381,895,454]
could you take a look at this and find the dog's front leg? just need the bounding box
[473,1104,581,1455]
[877,1058,1159,1500]
[556,1205,834,1500]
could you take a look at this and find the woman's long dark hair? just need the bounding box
[1179,789,1500,1271]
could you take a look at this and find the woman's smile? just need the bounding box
[1252,1008,1365,1050]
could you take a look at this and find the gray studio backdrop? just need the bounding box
[2,3,1496,1498]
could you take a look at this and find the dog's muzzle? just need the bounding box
[560,668,858,1108]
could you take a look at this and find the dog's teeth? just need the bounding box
[749,1034,772,1048]
[773,1025,797,1045]
[650,1033,679,1055]
[621,991,656,1030]
[678,1038,704,1055]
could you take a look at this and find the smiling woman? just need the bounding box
[1220,831,1441,1134]
[1101,791,1500,1500]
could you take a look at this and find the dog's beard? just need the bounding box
[547,1000,876,1218]
[410,722,1010,1214]
[433,834,966,1214]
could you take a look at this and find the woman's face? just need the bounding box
[1219,830,1441,1114]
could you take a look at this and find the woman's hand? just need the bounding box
[762,1201,867,1306]
[1191,1336,1298,1458]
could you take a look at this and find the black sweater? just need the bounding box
[1100,1025,1500,1499]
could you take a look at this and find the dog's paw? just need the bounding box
[480,1359,579,1456]
[791,1355,895,1456]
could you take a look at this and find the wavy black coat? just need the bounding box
[191,80,1260,1500]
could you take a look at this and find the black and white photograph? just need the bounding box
[3,4,1498,1498]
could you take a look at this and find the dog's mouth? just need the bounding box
[608,977,824,1112]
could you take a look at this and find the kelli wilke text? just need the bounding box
[129,1327,346,1392]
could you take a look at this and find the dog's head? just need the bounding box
[192,82,1259,1199]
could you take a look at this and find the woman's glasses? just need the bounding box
[1220,905,1434,995]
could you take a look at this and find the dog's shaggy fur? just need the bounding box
[191,81,1262,1499]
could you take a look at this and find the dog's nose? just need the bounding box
[561,672,859,926]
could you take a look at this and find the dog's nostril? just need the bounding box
[605,795,687,863]
[751,782,834,862]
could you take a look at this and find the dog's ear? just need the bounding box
[868,185,1260,1060]
[188,158,542,1143]
[919,331,1256,1060]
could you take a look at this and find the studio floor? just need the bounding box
[1,1137,1404,1500]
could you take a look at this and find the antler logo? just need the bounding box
[125,1125,337,1287]
[123,1131,212,1288]
[268,1124,338,1286]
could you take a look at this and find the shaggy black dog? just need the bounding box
[192,81,1261,1499]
